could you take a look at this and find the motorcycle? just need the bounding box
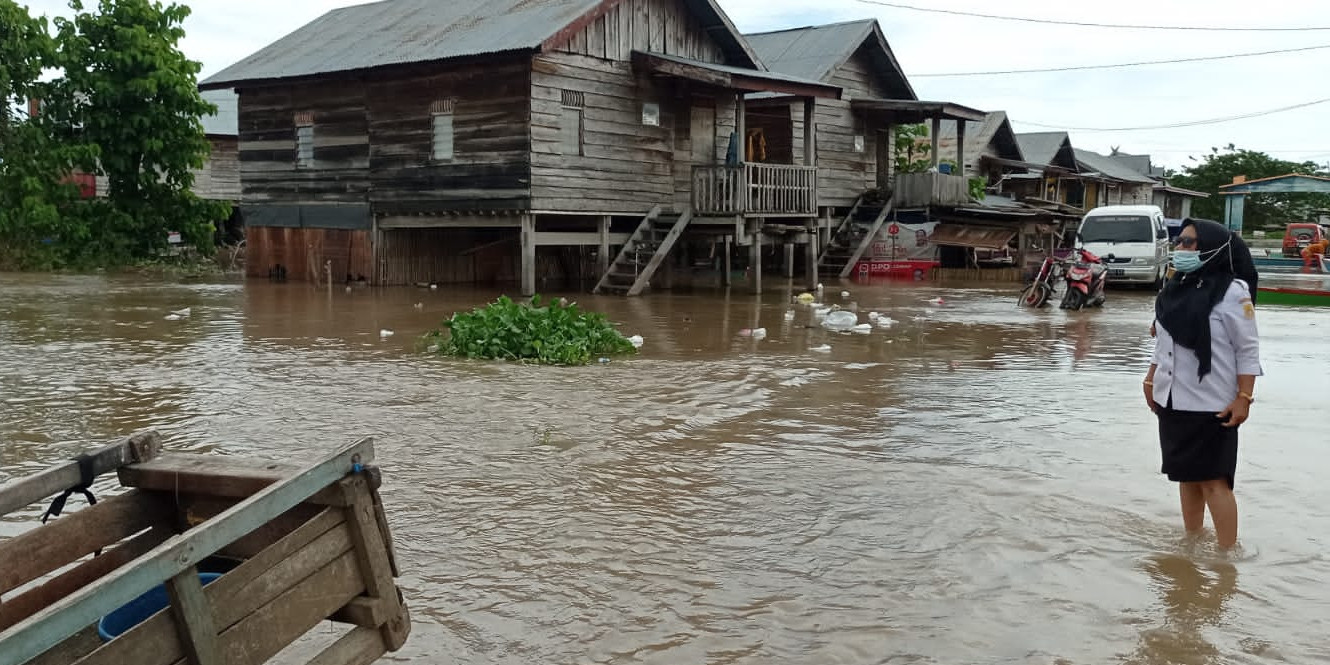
[1018,254,1064,308]
[1059,248,1108,310]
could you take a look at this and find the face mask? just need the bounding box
[1173,250,1202,273]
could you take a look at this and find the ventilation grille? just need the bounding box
[430,98,456,114]
[561,90,584,108]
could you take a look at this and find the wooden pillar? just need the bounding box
[784,242,795,277]
[930,117,941,169]
[735,94,746,162]
[597,215,611,276]
[750,219,762,294]
[520,214,535,296]
[956,120,966,176]
[723,235,732,286]
[805,224,818,290]
[803,98,816,166]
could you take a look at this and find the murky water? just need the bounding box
[1,272,1328,664]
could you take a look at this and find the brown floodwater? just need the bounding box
[1,272,1328,664]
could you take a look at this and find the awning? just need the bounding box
[929,224,1017,250]
[850,98,987,123]
[632,51,842,99]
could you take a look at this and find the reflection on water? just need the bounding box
[1,272,1329,663]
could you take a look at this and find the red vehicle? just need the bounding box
[1283,223,1330,258]
[1018,248,1108,309]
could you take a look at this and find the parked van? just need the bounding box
[1076,204,1169,289]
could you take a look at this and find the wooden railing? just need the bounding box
[692,163,818,216]
[894,172,972,208]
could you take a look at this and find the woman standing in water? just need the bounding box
[1144,218,1262,550]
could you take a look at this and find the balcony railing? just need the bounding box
[692,163,818,216]
[894,172,972,208]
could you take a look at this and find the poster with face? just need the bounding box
[863,220,940,261]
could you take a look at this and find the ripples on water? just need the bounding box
[1,273,1328,664]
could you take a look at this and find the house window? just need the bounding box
[560,90,584,156]
[294,112,314,168]
[431,99,456,161]
[853,135,865,153]
[641,102,660,127]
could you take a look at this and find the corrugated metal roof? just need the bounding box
[200,88,237,137]
[744,19,914,99]
[1015,132,1073,169]
[934,111,1023,163]
[637,52,841,93]
[201,0,759,88]
[1074,149,1155,184]
[930,224,1017,249]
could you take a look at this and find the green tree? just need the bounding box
[51,0,227,262]
[1169,144,1330,230]
[0,0,87,268]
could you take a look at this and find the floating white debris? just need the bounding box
[429,284,438,290]
[413,303,424,309]
[164,314,182,321]
[379,329,394,339]
[851,323,872,334]
[821,310,858,331]
[783,309,796,321]
[628,334,644,348]
[810,344,832,353]
[875,316,896,328]
[811,305,832,319]
[867,311,880,321]
[738,327,767,339]
[840,290,850,298]
[169,307,191,318]
[345,285,352,293]
[426,344,440,353]
[928,297,945,305]
[816,283,824,292]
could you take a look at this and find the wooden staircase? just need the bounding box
[817,194,894,278]
[592,205,694,296]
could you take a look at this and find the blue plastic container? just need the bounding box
[97,572,222,642]
[938,163,953,174]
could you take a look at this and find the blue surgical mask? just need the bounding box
[1173,250,1202,273]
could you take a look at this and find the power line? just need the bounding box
[854,0,1330,31]
[914,43,1330,77]
[1015,96,1330,132]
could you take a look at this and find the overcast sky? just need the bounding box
[21,0,1330,171]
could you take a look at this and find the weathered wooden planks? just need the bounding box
[0,490,175,598]
[0,438,375,665]
[242,227,373,281]
[550,0,726,64]
[816,45,899,209]
[0,431,160,519]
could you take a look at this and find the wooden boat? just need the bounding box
[0,431,410,665]
[1258,284,1330,306]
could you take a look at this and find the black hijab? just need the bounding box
[1155,218,1245,379]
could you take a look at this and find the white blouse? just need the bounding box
[1151,279,1263,412]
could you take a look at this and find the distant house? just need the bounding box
[1104,150,1208,218]
[1072,148,1156,207]
[1008,131,1083,206]
[745,19,986,210]
[200,0,861,291]
[930,111,1027,189]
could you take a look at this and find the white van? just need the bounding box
[1076,204,1169,288]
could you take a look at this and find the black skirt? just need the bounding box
[1156,402,1239,488]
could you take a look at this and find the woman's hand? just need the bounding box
[1144,381,1157,413]
[1217,398,1250,427]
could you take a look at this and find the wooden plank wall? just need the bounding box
[244,227,373,282]
[533,0,735,214]
[556,0,726,63]
[817,44,893,208]
[366,60,532,214]
[376,229,520,285]
[193,136,240,201]
[237,82,370,204]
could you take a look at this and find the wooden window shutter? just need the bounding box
[559,90,584,156]
[430,99,456,161]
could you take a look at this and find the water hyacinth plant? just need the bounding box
[424,295,638,365]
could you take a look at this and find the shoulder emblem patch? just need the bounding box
[1242,301,1256,320]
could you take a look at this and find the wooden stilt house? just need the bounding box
[199,0,843,295]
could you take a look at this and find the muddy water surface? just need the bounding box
[1,273,1327,664]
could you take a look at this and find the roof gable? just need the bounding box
[745,19,914,100]
[1016,132,1078,171]
[201,0,761,89]
[935,111,1023,165]
[1073,149,1156,184]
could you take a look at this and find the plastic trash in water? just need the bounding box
[164,314,182,321]
[875,315,896,328]
[816,283,824,292]
[165,307,190,320]
[738,327,767,339]
[811,305,831,319]
[379,329,394,339]
[851,323,872,334]
[426,344,440,353]
[413,302,424,309]
[820,310,858,331]
[810,344,832,353]
[928,297,945,305]
[430,284,439,290]
[867,311,880,320]
[783,310,796,321]
[598,357,611,363]
[795,292,816,304]
[840,290,850,298]
[628,334,644,348]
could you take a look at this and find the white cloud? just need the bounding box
[20,0,1330,171]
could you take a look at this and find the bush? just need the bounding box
[425,295,638,365]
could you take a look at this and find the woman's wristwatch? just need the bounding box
[1237,391,1255,403]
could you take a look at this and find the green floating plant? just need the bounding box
[424,295,638,366]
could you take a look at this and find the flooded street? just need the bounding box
[1,272,1328,664]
